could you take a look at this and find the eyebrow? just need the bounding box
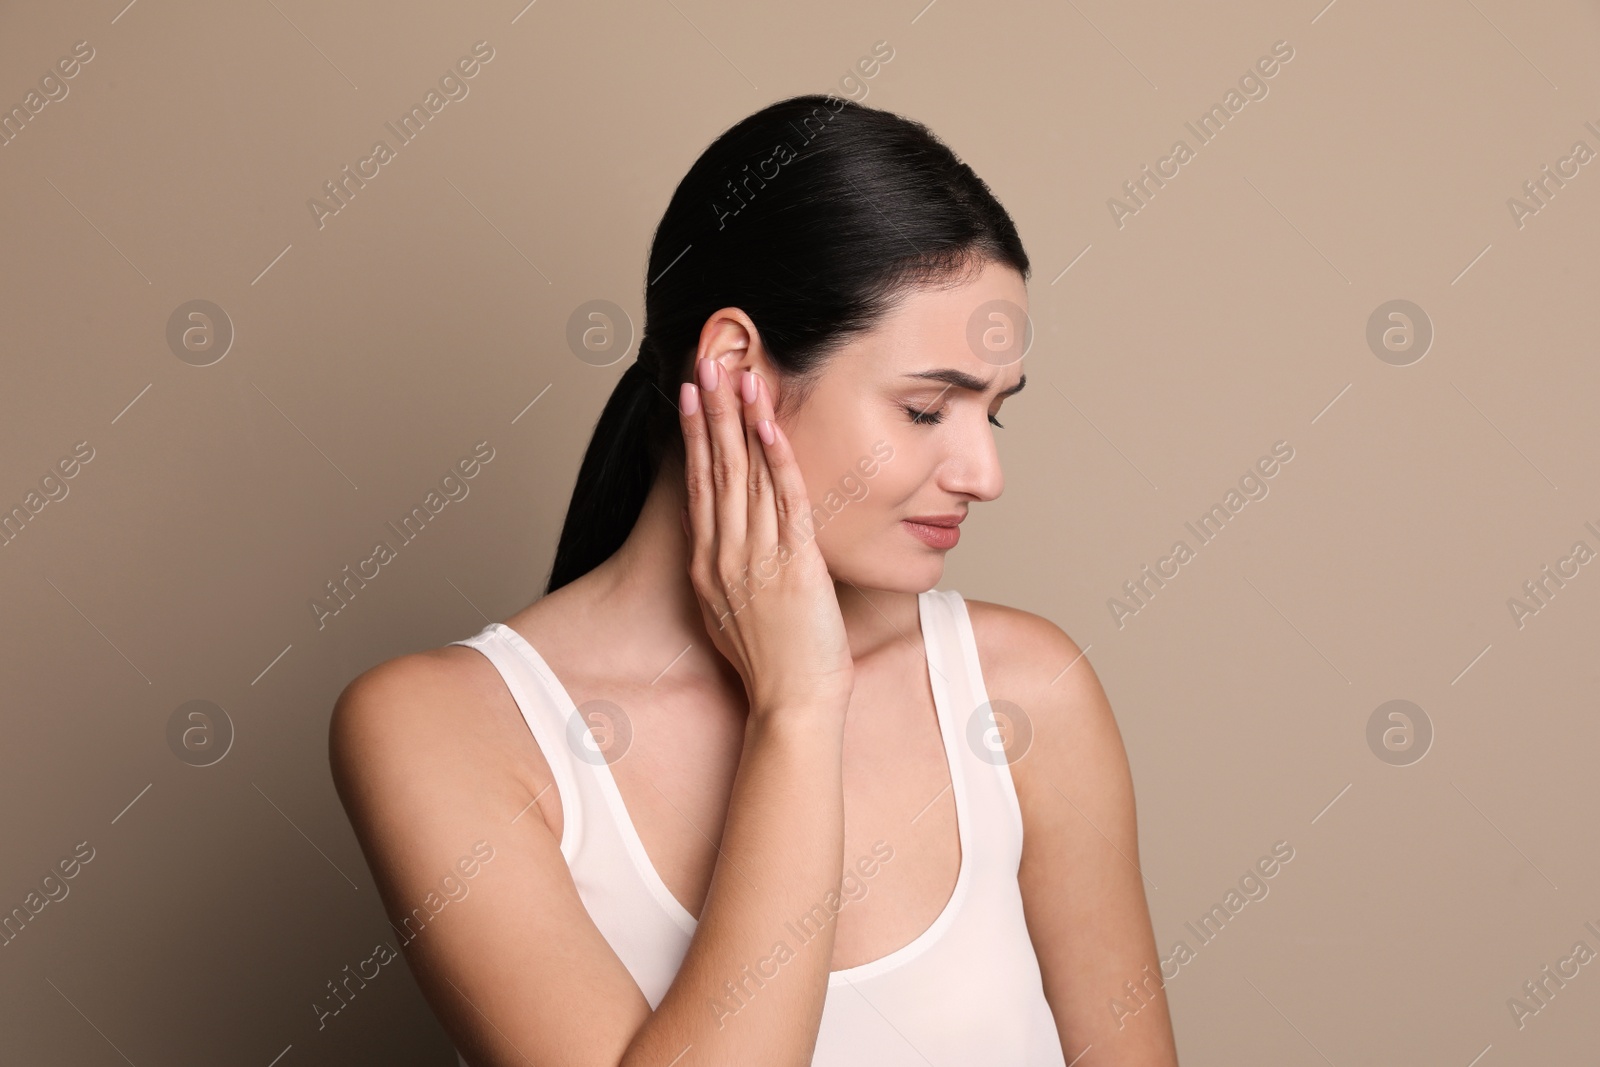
[902,369,1027,398]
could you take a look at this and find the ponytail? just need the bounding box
[545,346,673,594]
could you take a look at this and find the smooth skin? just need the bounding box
[329,258,1179,1065]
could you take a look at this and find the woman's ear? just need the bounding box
[695,308,755,369]
[696,307,781,399]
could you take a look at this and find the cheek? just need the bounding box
[811,459,920,555]
[782,402,930,534]
[786,417,876,504]
[858,433,938,517]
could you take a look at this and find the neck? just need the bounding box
[577,465,916,680]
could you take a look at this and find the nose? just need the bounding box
[940,417,1005,502]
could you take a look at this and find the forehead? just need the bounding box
[846,260,1028,377]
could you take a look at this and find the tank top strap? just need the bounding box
[920,588,1026,871]
[446,623,587,862]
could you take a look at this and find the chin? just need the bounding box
[824,543,947,594]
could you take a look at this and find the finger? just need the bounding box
[743,370,778,550]
[678,378,714,588]
[698,357,749,554]
[758,400,813,549]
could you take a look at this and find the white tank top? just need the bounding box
[446,587,1067,1065]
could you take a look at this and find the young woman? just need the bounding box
[330,95,1178,1066]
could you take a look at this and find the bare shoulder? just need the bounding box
[961,602,1172,1059]
[331,645,499,772]
[328,641,542,832]
[326,639,654,1063]
[960,597,1126,793]
[962,598,1110,719]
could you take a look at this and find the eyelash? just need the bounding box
[903,405,1004,429]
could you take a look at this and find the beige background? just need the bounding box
[3,0,1598,1063]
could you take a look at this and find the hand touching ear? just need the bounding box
[678,358,854,714]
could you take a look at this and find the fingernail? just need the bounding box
[697,358,717,391]
[741,370,757,405]
[756,418,775,445]
[679,381,699,416]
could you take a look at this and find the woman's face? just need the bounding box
[779,259,1029,593]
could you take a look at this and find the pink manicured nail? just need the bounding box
[741,371,757,404]
[756,419,775,446]
[697,358,717,391]
[679,381,699,416]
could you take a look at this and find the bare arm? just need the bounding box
[330,353,857,1065]
[620,704,847,1065]
[329,660,849,1067]
[968,601,1180,1066]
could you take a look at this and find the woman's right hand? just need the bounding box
[678,357,855,715]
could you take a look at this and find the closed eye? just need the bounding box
[902,404,1005,428]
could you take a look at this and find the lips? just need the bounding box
[902,515,963,549]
